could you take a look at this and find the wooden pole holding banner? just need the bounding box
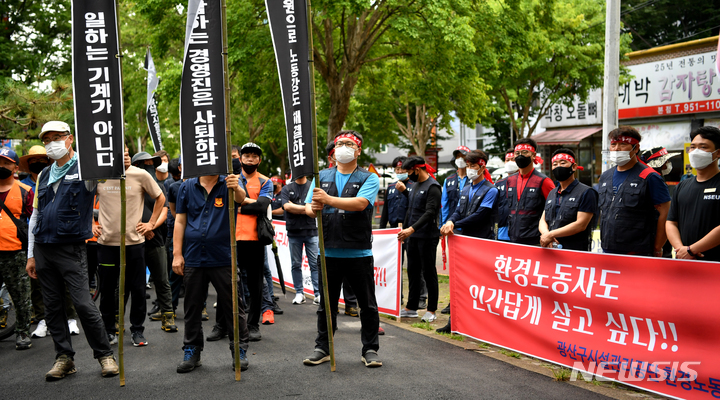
[115,1,127,386]
[306,0,335,372]
[219,0,241,380]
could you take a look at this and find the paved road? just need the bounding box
[0,288,610,399]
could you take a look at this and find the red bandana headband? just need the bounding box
[505,152,514,161]
[335,133,362,148]
[515,144,535,153]
[396,161,403,168]
[271,177,284,184]
[611,136,640,146]
[415,163,437,179]
[551,153,584,170]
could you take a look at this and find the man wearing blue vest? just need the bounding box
[302,130,382,368]
[379,156,411,229]
[598,127,671,256]
[26,121,118,380]
[539,149,598,251]
[495,149,519,242]
[440,146,470,226]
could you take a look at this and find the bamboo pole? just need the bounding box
[306,0,335,372]
[116,0,127,386]
[219,0,241,380]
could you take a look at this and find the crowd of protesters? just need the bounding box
[0,122,718,380]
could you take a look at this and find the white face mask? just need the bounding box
[609,150,632,167]
[455,158,466,169]
[156,162,168,173]
[45,138,69,160]
[334,146,356,164]
[689,149,719,170]
[466,168,480,181]
[505,161,518,174]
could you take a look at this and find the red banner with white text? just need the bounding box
[448,235,720,400]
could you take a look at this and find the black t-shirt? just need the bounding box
[668,172,720,261]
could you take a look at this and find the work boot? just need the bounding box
[436,317,452,333]
[162,312,178,332]
[344,306,359,317]
[150,310,163,321]
[45,354,76,381]
[177,345,202,373]
[98,355,119,377]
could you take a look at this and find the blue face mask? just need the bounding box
[396,173,408,181]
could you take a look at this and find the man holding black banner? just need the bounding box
[26,121,118,380]
[0,148,33,350]
[302,130,382,368]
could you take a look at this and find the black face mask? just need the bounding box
[0,167,12,179]
[515,154,532,169]
[137,164,155,176]
[242,163,258,175]
[29,162,48,174]
[408,170,419,182]
[552,166,574,182]
[232,158,242,174]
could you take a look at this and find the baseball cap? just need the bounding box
[19,145,49,172]
[0,148,20,164]
[39,121,71,140]
[240,142,263,156]
[131,151,162,167]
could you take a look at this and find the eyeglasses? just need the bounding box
[334,141,357,149]
[41,134,69,145]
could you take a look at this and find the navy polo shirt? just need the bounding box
[175,176,237,268]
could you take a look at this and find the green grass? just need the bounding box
[478,342,490,349]
[499,349,521,359]
[437,331,464,341]
[437,275,450,284]
[411,322,433,331]
[552,368,571,381]
[381,314,397,321]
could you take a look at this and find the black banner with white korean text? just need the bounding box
[265,0,314,178]
[71,0,125,180]
[179,0,227,179]
[144,48,163,152]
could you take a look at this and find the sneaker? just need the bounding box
[273,300,283,315]
[361,350,383,368]
[131,331,148,347]
[313,295,320,305]
[149,310,163,321]
[201,307,209,321]
[303,349,330,366]
[248,325,262,341]
[400,309,418,318]
[441,303,451,314]
[292,293,306,304]
[45,354,76,381]
[98,355,119,377]
[162,312,178,332]
[107,333,118,345]
[378,326,385,335]
[32,319,48,338]
[207,324,228,341]
[15,332,32,350]
[177,345,202,373]
[436,317,451,333]
[418,299,428,309]
[262,310,275,325]
[231,347,249,371]
[421,312,437,322]
[344,306,359,317]
[68,319,80,335]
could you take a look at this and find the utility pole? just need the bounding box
[602,0,621,173]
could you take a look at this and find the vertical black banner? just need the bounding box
[144,49,163,152]
[265,0,314,179]
[179,0,227,179]
[71,0,125,180]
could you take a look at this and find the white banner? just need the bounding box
[267,221,401,317]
